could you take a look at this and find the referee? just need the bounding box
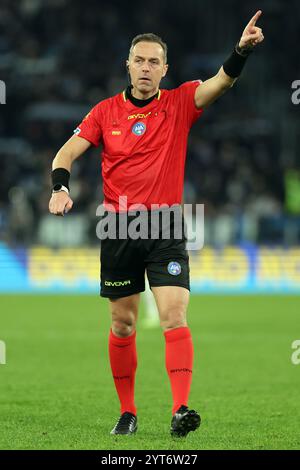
[49,11,264,437]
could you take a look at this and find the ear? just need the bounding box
[126,60,130,71]
[162,64,169,78]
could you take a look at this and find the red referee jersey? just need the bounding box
[75,80,203,211]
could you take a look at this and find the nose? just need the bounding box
[142,61,151,72]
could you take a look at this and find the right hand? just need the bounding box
[49,191,73,216]
[239,10,264,49]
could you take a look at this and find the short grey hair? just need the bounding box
[129,33,168,63]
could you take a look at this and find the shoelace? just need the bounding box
[176,405,189,414]
[116,413,135,430]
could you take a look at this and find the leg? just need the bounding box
[109,293,140,338]
[108,294,140,433]
[151,286,200,436]
[152,286,193,413]
[99,217,145,434]
[151,285,189,332]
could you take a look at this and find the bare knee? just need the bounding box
[112,316,135,337]
[151,286,189,333]
[160,306,187,332]
[110,296,139,337]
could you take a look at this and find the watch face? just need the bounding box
[53,184,63,191]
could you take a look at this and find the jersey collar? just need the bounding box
[122,87,162,105]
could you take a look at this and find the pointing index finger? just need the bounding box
[248,10,262,27]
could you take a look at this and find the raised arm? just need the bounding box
[194,10,264,109]
[49,135,92,216]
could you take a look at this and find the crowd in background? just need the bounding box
[1,0,300,246]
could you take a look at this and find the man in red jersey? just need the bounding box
[49,11,264,437]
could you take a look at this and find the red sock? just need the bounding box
[108,329,137,415]
[164,327,194,415]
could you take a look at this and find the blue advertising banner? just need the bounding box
[1,242,300,293]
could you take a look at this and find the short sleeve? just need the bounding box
[178,80,204,128]
[73,103,102,147]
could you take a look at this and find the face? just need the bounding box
[127,41,168,98]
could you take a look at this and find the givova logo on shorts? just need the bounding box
[105,280,131,287]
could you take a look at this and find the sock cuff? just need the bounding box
[109,329,136,346]
[164,326,191,343]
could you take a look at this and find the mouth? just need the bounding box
[139,78,151,82]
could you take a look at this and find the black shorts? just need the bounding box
[99,206,190,299]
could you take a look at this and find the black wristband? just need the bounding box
[223,42,253,79]
[51,168,70,191]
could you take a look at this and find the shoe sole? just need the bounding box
[110,426,138,436]
[171,412,201,437]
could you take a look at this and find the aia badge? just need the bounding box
[168,262,182,276]
[132,122,146,136]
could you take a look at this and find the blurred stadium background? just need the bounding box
[1,0,300,293]
[0,0,300,448]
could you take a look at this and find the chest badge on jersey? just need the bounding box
[132,122,146,136]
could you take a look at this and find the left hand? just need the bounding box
[239,10,264,49]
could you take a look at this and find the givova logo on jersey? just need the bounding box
[132,122,146,136]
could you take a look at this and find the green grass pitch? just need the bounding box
[0,294,299,450]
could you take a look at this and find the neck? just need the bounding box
[131,86,159,100]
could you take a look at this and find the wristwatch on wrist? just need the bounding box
[52,184,69,194]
